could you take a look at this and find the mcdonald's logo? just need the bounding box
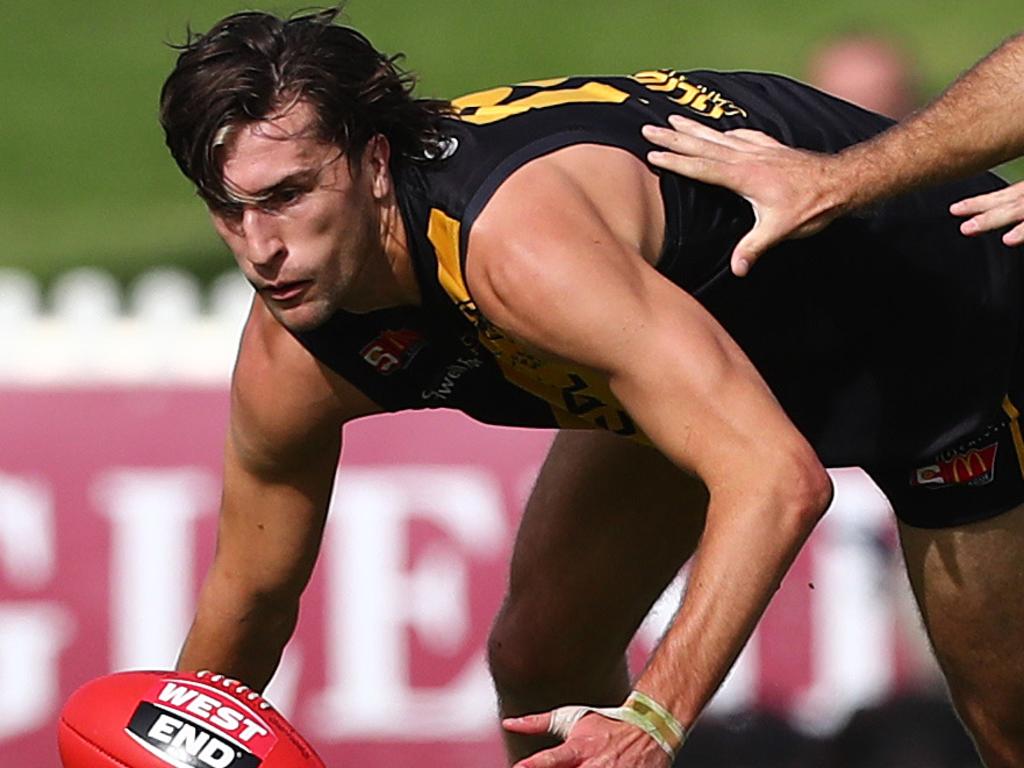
[911,442,998,488]
[951,450,990,483]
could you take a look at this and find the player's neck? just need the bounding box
[332,193,419,315]
[377,192,420,308]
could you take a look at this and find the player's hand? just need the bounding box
[642,115,846,277]
[503,710,671,768]
[951,179,1024,246]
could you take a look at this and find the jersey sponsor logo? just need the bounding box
[123,679,276,768]
[632,70,748,119]
[361,329,426,375]
[420,356,485,402]
[911,442,998,488]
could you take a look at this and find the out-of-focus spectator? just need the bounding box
[806,31,922,118]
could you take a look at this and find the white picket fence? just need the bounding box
[0,268,253,385]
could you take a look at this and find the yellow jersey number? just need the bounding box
[453,71,747,126]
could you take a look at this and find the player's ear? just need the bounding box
[365,134,392,200]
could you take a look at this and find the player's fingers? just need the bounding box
[643,124,715,154]
[642,124,736,162]
[647,151,738,187]
[1003,221,1024,247]
[960,205,1024,237]
[503,713,553,735]
[731,225,773,277]
[513,742,583,768]
[724,127,783,148]
[954,181,1024,237]
[731,201,815,275]
[950,186,1017,216]
[667,113,738,146]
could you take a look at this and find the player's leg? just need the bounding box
[486,429,708,762]
[898,504,1024,768]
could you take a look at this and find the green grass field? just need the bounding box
[2,1,1020,285]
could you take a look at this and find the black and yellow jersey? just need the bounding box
[294,69,1022,469]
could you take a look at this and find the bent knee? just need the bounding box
[487,605,625,700]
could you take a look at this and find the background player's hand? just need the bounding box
[503,710,670,768]
[951,179,1024,246]
[642,115,846,276]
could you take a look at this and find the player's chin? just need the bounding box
[267,296,333,333]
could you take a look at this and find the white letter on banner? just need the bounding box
[0,473,56,588]
[0,474,74,741]
[312,467,506,739]
[94,469,217,670]
[0,605,74,740]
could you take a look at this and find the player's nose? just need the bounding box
[241,207,286,267]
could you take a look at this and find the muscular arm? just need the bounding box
[177,299,379,688]
[470,149,831,757]
[834,32,1024,203]
[644,32,1024,271]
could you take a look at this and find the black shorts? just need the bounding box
[866,396,1024,529]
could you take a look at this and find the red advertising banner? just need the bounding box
[0,388,933,767]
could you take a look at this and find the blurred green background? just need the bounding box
[2,1,1020,286]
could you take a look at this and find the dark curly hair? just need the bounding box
[159,6,451,209]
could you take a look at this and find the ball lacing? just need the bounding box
[195,669,272,710]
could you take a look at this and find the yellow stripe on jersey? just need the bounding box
[1002,395,1024,479]
[424,207,641,439]
[455,82,630,126]
[428,208,471,306]
[451,86,514,112]
[516,77,570,88]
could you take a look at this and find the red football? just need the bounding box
[58,669,326,768]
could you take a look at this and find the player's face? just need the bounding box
[210,101,386,332]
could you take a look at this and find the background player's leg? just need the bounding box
[487,429,708,763]
[899,504,1024,768]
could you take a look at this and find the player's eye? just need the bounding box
[258,187,305,213]
[210,201,244,222]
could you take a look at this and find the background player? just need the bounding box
[806,30,921,118]
[161,10,1024,768]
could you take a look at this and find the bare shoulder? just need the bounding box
[465,144,665,345]
[470,144,664,266]
[467,144,664,307]
[231,297,381,472]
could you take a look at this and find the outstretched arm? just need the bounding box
[468,153,832,767]
[177,299,379,688]
[643,32,1024,274]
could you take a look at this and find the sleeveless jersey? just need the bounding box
[294,70,1023,468]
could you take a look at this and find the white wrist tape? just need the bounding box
[546,690,685,757]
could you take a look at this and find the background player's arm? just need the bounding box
[468,153,832,759]
[837,31,1024,199]
[177,299,380,689]
[644,31,1024,271]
